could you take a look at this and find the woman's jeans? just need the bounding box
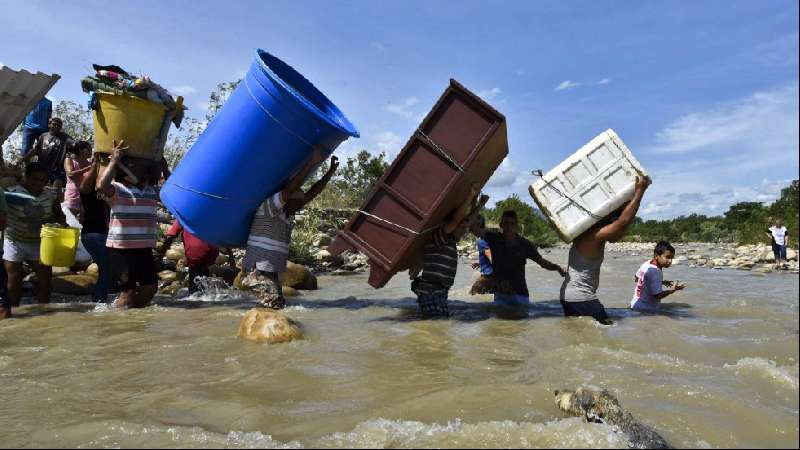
[772,243,787,261]
[81,233,110,302]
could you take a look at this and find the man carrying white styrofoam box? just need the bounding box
[528,129,648,244]
[529,129,652,325]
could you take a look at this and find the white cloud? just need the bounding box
[652,84,798,154]
[640,178,791,219]
[482,158,539,206]
[477,87,502,101]
[170,85,198,96]
[371,42,386,52]
[635,83,800,219]
[486,158,518,189]
[384,96,421,120]
[555,80,581,91]
[599,78,611,85]
[375,131,403,158]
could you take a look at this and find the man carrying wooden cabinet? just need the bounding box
[410,185,488,318]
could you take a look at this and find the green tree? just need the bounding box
[306,150,390,209]
[484,194,559,246]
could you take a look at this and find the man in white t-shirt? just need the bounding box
[631,241,685,312]
[767,218,789,268]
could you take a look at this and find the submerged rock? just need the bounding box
[237,308,303,344]
[51,274,96,295]
[282,286,300,297]
[555,387,671,449]
[284,262,318,290]
[165,247,185,263]
[158,270,178,282]
[158,281,183,296]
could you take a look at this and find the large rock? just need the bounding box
[165,246,186,263]
[51,274,96,295]
[282,286,300,297]
[315,249,332,261]
[283,262,318,290]
[158,270,178,282]
[237,308,303,344]
[710,258,728,267]
[313,234,332,247]
[85,263,99,279]
[52,266,73,275]
[787,248,797,261]
[158,281,183,296]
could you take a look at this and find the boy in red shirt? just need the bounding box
[158,219,232,293]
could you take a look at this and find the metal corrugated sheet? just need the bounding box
[0,65,60,146]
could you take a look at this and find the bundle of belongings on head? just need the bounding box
[81,64,185,128]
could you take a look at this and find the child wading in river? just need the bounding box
[630,241,685,312]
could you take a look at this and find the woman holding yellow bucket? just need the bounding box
[1,163,67,319]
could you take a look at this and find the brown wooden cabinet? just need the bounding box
[329,79,508,288]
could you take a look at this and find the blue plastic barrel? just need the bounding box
[161,49,359,247]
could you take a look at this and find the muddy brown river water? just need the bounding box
[1,246,797,448]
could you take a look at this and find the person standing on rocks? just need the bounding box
[559,176,651,324]
[241,147,337,309]
[767,218,789,269]
[21,97,52,156]
[22,117,74,188]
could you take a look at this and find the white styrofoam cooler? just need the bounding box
[529,129,648,243]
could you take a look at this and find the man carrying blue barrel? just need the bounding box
[241,146,338,309]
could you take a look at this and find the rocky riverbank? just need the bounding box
[599,241,799,274]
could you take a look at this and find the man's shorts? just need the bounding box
[3,238,41,263]
[417,290,449,318]
[561,299,610,323]
[109,248,158,290]
[493,293,531,307]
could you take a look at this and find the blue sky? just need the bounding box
[2,0,797,219]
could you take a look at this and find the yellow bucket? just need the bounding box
[40,226,81,267]
[93,93,168,160]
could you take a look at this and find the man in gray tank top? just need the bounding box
[559,176,651,324]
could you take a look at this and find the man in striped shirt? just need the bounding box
[242,147,338,309]
[98,140,161,308]
[410,185,488,318]
[2,163,66,319]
